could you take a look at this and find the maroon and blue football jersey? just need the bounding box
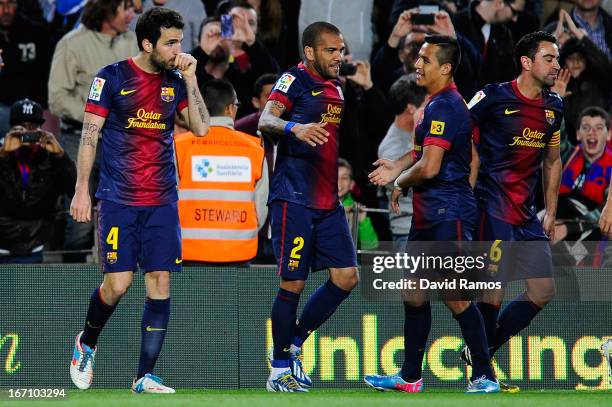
[411,83,476,230]
[267,62,344,210]
[469,80,563,225]
[85,58,188,206]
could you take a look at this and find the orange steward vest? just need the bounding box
[175,125,264,262]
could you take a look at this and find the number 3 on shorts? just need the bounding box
[106,226,119,250]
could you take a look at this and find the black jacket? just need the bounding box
[0,148,76,254]
[453,1,516,99]
[0,13,54,107]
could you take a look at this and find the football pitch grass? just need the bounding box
[7,389,611,406]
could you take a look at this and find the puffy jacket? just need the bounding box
[0,147,76,254]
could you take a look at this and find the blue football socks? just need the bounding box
[400,302,431,382]
[271,288,300,366]
[454,302,495,380]
[80,287,117,348]
[294,279,350,344]
[137,297,170,379]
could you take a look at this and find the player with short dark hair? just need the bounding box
[365,35,499,394]
[460,30,563,393]
[258,21,359,392]
[69,7,210,394]
[134,4,185,52]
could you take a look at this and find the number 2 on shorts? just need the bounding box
[106,226,119,250]
[290,236,304,259]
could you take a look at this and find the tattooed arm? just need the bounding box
[258,100,289,135]
[69,112,104,223]
[175,53,209,136]
[181,76,210,136]
[258,100,329,147]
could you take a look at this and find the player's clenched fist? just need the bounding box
[70,188,92,223]
[174,53,197,78]
[291,122,329,147]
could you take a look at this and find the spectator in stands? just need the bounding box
[0,99,76,263]
[192,11,278,119]
[248,0,298,70]
[551,8,612,143]
[377,74,427,246]
[373,8,477,100]
[507,0,541,42]
[133,0,206,52]
[48,0,138,261]
[0,0,53,139]
[175,79,268,265]
[338,158,378,250]
[371,8,426,94]
[566,0,612,59]
[555,107,612,242]
[453,0,519,98]
[235,73,277,264]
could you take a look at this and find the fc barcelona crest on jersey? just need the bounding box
[107,251,117,264]
[545,109,555,125]
[161,87,175,102]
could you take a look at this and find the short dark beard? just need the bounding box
[150,51,171,71]
[313,59,336,80]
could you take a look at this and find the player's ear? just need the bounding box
[304,46,315,62]
[520,55,532,71]
[142,39,154,53]
[441,62,452,76]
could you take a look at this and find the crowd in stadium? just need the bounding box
[0,0,611,264]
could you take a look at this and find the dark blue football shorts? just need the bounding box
[270,200,357,280]
[97,200,182,273]
[476,211,553,282]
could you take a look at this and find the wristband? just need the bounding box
[284,121,297,135]
[393,178,402,189]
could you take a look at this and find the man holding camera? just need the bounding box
[191,8,278,119]
[0,98,76,263]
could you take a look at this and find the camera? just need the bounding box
[221,14,234,39]
[339,62,357,76]
[21,131,41,143]
[411,5,438,26]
